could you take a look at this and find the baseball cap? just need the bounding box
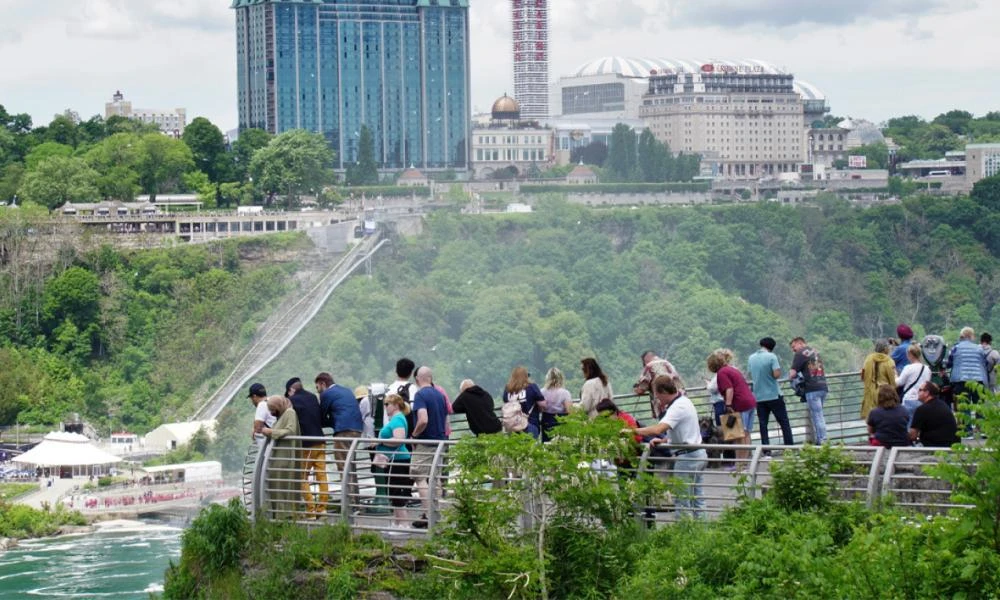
[247,383,267,398]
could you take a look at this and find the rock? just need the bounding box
[0,538,17,551]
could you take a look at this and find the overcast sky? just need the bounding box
[0,0,995,131]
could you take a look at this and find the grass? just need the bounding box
[0,483,37,501]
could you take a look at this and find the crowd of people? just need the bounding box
[247,326,997,525]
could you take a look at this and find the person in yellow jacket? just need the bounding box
[861,339,897,418]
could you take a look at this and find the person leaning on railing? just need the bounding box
[633,375,708,520]
[260,395,300,520]
[375,393,413,529]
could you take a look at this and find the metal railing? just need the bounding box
[445,371,869,443]
[245,434,969,538]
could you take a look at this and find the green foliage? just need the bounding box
[768,444,857,511]
[182,117,228,183]
[17,156,99,209]
[249,129,335,207]
[605,123,639,182]
[345,124,379,186]
[337,184,430,198]
[136,133,195,200]
[425,413,667,600]
[0,500,87,539]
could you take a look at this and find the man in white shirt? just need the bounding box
[248,383,275,445]
[634,375,708,519]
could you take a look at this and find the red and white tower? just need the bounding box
[511,0,549,120]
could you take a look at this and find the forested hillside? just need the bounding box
[259,192,1000,398]
[0,210,314,431]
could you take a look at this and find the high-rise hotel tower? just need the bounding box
[232,0,471,170]
[511,0,549,120]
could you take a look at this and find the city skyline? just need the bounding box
[1,0,997,131]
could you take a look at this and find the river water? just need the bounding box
[0,520,182,599]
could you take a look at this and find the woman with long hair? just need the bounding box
[503,366,545,439]
[861,339,897,419]
[707,351,756,464]
[376,393,412,528]
[578,357,614,418]
[540,367,573,439]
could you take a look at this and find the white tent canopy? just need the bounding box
[13,432,123,467]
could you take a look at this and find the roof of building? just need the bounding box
[12,432,123,467]
[568,164,597,178]
[145,420,216,441]
[398,166,428,181]
[567,56,825,100]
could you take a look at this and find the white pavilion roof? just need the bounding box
[13,432,123,467]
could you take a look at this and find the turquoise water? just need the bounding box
[0,522,182,599]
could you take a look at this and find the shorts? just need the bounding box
[409,444,437,480]
[387,460,412,507]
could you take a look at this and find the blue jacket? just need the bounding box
[320,384,365,433]
[947,340,987,383]
[890,339,911,373]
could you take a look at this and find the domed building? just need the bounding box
[491,94,521,122]
[469,94,553,180]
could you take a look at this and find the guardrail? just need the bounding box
[445,371,868,444]
[246,434,968,538]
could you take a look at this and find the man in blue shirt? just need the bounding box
[748,337,794,446]
[315,372,364,510]
[410,365,448,528]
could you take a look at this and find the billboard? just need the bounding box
[848,155,867,169]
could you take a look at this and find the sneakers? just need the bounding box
[412,514,428,529]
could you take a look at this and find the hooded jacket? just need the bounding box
[452,385,502,435]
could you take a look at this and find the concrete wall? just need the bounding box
[305,220,358,253]
[563,192,714,206]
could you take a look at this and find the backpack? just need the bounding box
[395,383,418,437]
[501,400,528,433]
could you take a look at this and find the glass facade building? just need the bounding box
[233,0,471,170]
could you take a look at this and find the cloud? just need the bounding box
[0,28,21,45]
[667,0,979,29]
[68,0,230,40]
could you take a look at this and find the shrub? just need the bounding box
[767,444,856,511]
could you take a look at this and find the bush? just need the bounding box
[163,498,250,598]
[767,444,856,511]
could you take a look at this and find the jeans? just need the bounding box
[741,408,756,433]
[757,398,794,445]
[673,449,708,519]
[805,391,828,444]
[299,444,329,515]
[902,399,921,429]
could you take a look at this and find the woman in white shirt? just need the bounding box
[896,343,931,426]
[578,357,613,417]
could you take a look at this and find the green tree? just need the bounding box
[346,125,378,186]
[85,133,143,201]
[932,109,974,135]
[971,174,1000,212]
[45,114,81,148]
[248,130,335,207]
[24,142,74,171]
[182,117,228,183]
[637,129,661,183]
[17,156,99,210]
[605,123,638,182]
[850,142,889,169]
[0,163,24,203]
[42,266,101,333]
[136,133,195,200]
[231,128,271,184]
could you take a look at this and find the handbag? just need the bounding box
[720,411,746,442]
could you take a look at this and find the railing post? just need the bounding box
[865,446,886,510]
[427,441,448,530]
[879,446,901,509]
[746,445,764,497]
[635,444,653,527]
[253,438,275,520]
[340,437,361,525]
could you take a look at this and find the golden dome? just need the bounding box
[491,94,521,120]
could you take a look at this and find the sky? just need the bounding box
[0,0,996,131]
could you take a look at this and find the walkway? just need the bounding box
[191,233,388,421]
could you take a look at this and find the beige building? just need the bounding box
[966,143,1000,188]
[639,63,821,180]
[470,95,554,179]
[105,90,187,136]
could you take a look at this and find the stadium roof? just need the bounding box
[569,56,825,101]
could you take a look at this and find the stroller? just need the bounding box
[920,335,953,406]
